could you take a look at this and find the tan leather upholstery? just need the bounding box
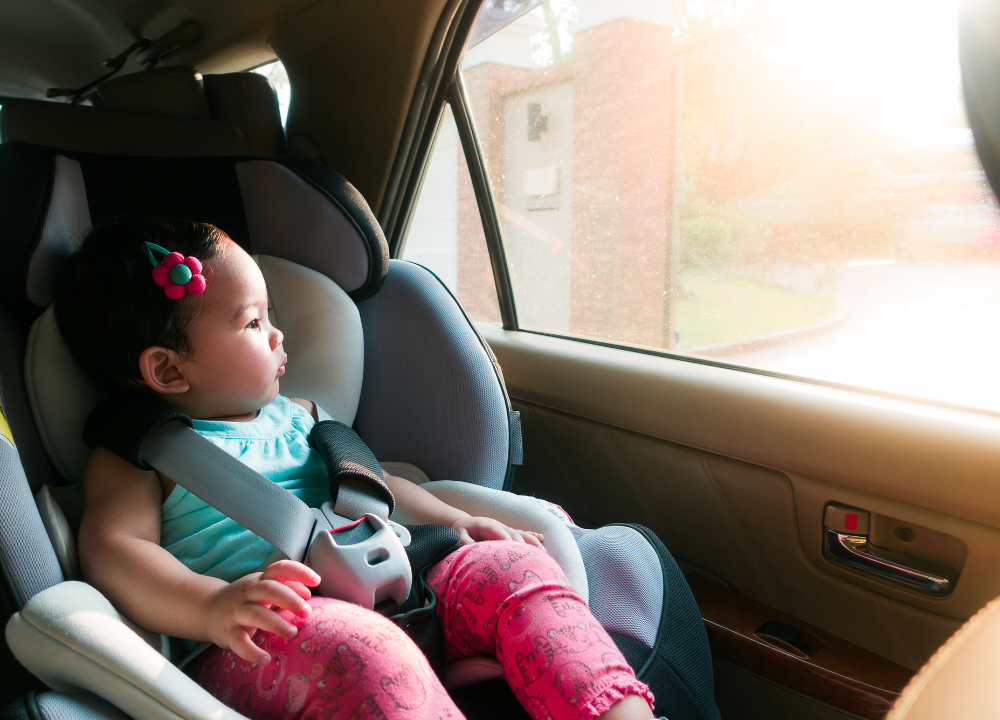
[0,98,248,156]
[204,73,286,155]
[888,594,1000,719]
[97,66,210,119]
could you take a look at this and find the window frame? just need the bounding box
[447,77,518,329]
[379,0,475,251]
[394,0,1000,420]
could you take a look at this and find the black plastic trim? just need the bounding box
[380,0,476,246]
[279,158,390,300]
[449,78,518,331]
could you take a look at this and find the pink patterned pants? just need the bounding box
[197,540,652,720]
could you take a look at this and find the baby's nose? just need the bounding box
[271,327,284,350]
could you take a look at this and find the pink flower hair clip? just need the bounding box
[143,241,207,299]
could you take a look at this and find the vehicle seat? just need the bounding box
[886,591,1000,719]
[0,69,718,720]
[0,76,578,719]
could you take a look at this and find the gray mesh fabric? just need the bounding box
[0,439,63,604]
[0,310,55,492]
[581,525,720,719]
[577,525,664,648]
[355,261,510,488]
[35,691,130,720]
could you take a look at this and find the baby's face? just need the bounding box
[178,240,286,419]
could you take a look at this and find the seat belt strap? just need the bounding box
[314,404,390,520]
[139,405,390,561]
[141,420,317,562]
[85,394,390,562]
[333,478,390,520]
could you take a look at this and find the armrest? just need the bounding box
[420,481,589,603]
[6,581,246,720]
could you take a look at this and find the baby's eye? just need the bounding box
[246,318,260,330]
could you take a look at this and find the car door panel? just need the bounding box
[483,325,1000,670]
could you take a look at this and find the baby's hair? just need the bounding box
[55,216,228,394]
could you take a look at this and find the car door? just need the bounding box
[395,1,1000,717]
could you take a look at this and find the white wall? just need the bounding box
[402,108,460,290]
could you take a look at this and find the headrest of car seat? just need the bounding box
[25,255,364,483]
[1,69,285,157]
[97,67,210,119]
[98,67,286,155]
[0,141,389,324]
[0,98,248,157]
[203,73,287,156]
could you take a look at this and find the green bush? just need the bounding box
[681,216,732,266]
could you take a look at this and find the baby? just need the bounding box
[54,216,656,720]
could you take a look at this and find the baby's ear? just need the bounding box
[138,346,189,395]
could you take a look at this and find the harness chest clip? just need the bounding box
[307,512,413,608]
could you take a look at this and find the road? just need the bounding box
[703,262,1000,413]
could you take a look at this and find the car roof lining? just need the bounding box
[0,0,455,216]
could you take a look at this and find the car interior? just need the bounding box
[1,0,1000,719]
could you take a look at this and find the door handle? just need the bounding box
[823,528,953,597]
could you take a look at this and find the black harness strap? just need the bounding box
[83,393,192,470]
[309,420,395,515]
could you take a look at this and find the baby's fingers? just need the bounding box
[239,602,299,641]
[284,580,313,601]
[229,628,271,666]
[482,524,514,542]
[249,579,311,618]
[262,559,320,587]
[522,531,546,550]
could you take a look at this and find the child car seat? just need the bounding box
[0,71,719,720]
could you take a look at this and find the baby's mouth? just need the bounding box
[276,354,287,378]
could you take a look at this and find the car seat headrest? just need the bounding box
[0,98,248,157]
[203,73,287,156]
[97,67,210,120]
[25,255,364,484]
[1,70,285,157]
[0,141,389,324]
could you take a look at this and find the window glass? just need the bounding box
[253,61,290,126]
[402,104,502,324]
[463,0,1000,412]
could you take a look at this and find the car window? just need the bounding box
[460,0,1000,413]
[401,104,502,323]
[253,60,290,126]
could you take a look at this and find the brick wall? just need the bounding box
[461,18,680,347]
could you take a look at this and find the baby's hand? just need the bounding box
[204,560,320,665]
[451,516,545,550]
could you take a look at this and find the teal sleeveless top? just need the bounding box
[159,394,330,582]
